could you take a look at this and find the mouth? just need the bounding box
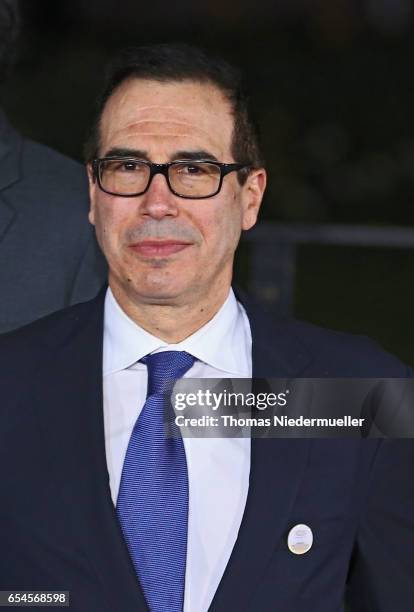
[129,240,193,257]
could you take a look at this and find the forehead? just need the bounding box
[99,78,235,159]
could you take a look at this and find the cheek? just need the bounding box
[93,199,129,242]
[92,205,127,261]
[93,205,111,244]
[206,195,243,249]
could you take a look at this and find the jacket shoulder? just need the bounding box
[0,294,102,364]
[238,289,411,377]
[276,316,411,377]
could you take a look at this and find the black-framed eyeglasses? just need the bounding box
[91,157,251,199]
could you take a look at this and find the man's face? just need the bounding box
[88,78,266,308]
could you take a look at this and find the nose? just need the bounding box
[139,172,179,220]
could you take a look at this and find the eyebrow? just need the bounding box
[173,150,220,162]
[104,147,149,159]
[102,147,220,163]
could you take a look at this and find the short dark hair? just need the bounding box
[0,0,19,86]
[84,43,265,183]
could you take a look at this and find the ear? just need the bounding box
[241,168,267,231]
[87,163,97,226]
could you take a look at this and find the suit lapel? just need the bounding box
[209,295,313,611]
[32,292,149,612]
[0,112,20,242]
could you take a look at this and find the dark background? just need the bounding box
[3,0,414,363]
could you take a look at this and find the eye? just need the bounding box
[117,161,141,172]
[181,164,204,175]
[175,162,216,176]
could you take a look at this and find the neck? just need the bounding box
[109,280,231,344]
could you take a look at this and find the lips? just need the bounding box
[129,240,192,257]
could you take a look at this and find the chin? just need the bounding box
[129,279,187,303]
[137,290,185,305]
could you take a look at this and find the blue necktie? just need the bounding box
[116,351,196,612]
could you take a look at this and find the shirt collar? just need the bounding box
[103,286,251,377]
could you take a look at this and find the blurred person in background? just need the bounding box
[0,0,106,332]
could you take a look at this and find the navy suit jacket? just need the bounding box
[0,110,107,333]
[0,288,413,611]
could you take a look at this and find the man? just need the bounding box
[0,43,413,612]
[0,0,106,332]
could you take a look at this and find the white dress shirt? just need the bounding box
[102,287,252,612]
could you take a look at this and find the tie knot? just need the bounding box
[141,350,196,397]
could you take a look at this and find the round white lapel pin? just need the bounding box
[287,524,313,555]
